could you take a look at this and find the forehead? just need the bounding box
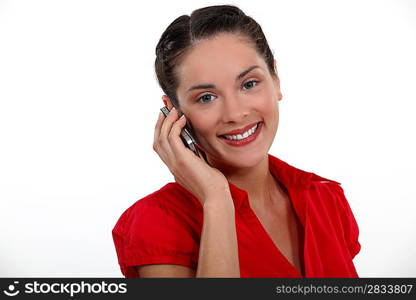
[176,33,266,91]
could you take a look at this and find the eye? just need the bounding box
[242,80,259,90]
[197,94,216,104]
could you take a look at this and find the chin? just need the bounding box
[207,148,268,170]
[226,159,263,169]
[201,131,273,169]
[230,150,268,166]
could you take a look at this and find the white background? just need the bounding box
[0,0,415,277]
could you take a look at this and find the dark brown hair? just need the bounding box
[154,5,276,108]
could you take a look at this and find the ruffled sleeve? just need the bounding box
[331,183,361,259]
[112,196,199,278]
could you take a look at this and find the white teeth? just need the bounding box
[223,123,259,140]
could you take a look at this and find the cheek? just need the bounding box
[188,112,217,140]
[253,89,277,115]
[254,90,279,133]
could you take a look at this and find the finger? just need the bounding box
[153,111,175,162]
[154,111,164,135]
[153,111,165,149]
[156,108,179,162]
[159,107,179,139]
[169,114,196,158]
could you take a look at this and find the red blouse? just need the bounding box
[112,154,361,278]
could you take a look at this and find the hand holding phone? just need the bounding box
[153,106,232,205]
[160,106,203,158]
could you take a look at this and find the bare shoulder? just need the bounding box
[136,264,196,278]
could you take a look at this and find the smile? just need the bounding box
[218,122,263,147]
[222,123,258,140]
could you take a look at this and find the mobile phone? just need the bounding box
[160,106,203,158]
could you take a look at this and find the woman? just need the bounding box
[112,5,361,278]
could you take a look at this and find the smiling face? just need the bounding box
[174,33,282,170]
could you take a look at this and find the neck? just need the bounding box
[208,154,280,210]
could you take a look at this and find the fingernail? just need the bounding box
[180,114,185,119]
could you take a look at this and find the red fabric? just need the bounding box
[112,154,361,278]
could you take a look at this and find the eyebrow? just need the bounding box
[185,65,261,94]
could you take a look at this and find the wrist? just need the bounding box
[202,191,235,211]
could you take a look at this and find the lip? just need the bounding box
[218,122,263,147]
[219,121,260,136]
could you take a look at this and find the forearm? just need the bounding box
[196,194,240,278]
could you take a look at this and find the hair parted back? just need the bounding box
[155,4,276,108]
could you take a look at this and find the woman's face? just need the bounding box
[174,33,282,170]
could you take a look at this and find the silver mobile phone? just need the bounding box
[160,106,202,158]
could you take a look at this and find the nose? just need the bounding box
[221,93,249,123]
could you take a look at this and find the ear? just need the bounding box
[276,80,283,101]
[272,60,283,101]
[161,95,174,110]
[277,88,283,101]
